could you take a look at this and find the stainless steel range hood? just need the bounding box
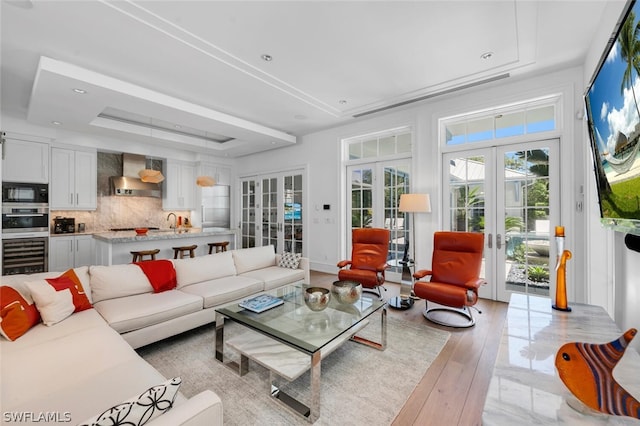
[110,153,162,198]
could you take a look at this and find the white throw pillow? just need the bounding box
[25,280,75,326]
[279,252,302,269]
[89,264,153,303]
[78,377,181,426]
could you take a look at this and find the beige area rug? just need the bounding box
[137,316,450,425]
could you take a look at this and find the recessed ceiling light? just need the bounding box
[72,88,87,94]
[480,52,493,60]
[261,54,273,62]
[51,121,62,125]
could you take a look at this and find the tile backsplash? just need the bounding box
[51,152,190,233]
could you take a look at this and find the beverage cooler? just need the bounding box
[2,237,48,275]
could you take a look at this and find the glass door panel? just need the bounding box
[347,160,410,282]
[385,164,410,271]
[502,147,553,298]
[283,174,303,253]
[262,177,278,251]
[349,167,373,228]
[445,150,493,299]
[240,179,257,248]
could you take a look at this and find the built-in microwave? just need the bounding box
[2,182,48,205]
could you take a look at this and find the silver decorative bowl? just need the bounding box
[331,280,362,304]
[304,287,331,311]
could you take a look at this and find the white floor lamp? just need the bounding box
[389,193,431,309]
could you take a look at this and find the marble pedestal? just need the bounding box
[483,294,640,425]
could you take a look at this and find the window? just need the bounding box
[346,127,412,160]
[443,98,558,146]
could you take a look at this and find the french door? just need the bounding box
[443,139,559,302]
[346,159,411,282]
[240,169,305,255]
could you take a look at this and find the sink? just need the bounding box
[148,228,191,234]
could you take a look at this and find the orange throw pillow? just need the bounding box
[0,286,41,341]
[45,269,92,312]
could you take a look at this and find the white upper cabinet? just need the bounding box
[199,162,231,186]
[163,160,196,210]
[2,138,49,183]
[50,147,97,210]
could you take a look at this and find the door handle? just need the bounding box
[488,233,492,249]
[497,234,502,250]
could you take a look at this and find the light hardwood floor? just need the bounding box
[310,271,509,426]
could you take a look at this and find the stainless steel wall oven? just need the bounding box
[2,205,49,234]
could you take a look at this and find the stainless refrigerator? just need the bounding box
[201,185,230,229]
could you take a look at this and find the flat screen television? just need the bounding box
[585,0,640,235]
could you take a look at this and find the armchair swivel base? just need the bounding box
[422,303,481,328]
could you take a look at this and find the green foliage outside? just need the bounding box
[527,265,549,282]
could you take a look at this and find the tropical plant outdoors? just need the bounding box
[619,9,640,120]
[527,265,550,283]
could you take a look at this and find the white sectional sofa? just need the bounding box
[0,245,309,426]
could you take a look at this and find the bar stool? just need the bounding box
[208,241,229,254]
[173,245,197,259]
[131,249,160,263]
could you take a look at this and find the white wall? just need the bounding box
[238,67,590,305]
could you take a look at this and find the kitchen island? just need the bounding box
[93,228,238,265]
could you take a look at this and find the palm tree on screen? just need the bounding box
[619,10,640,119]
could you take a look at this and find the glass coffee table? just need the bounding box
[215,283,387,422]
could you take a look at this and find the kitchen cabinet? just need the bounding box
[199,162,231,186]
[50,147,97,210]
[163,160,196,210]
[2,138,49,183]
[49,234,95,271]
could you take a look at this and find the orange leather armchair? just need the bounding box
[337,228,390,298]
[413,231,486,327]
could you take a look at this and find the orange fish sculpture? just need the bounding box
[555,328,640,418]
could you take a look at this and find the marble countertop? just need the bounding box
[483,293,640,425]
[92,228,238,243]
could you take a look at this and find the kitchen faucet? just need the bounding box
[167,213,177,232]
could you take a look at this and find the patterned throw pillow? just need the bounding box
[0,286,41,341]
[78,377,181,426]
[24,269,93,326]
[46,269,92,312]
[279,252,301,269]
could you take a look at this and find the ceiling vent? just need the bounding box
[353,73,510,118]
